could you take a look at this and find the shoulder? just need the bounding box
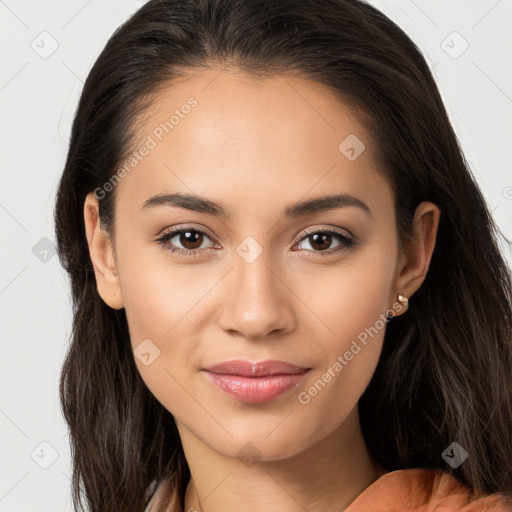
[344,467,512,511]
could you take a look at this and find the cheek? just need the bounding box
[117,238,209,343]
[115,244,218,413]
[292,246,396,346]
[291,249,395,429]
[119,259,198,415]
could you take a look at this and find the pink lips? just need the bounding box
[202,359,311,404]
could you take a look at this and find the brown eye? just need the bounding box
[295,229,355,255]
[156,227,217,256]
[308,232,334,251]
[176,230,205,250]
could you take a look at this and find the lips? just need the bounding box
[203,359,310,377]
[202,359,312,404]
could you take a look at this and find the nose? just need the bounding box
[217,247,296,340]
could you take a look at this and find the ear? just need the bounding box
[83,192,124,310]
[391,201,441,317]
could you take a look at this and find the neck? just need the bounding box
[180,407,385,512]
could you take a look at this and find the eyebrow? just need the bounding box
[141,192,372,219]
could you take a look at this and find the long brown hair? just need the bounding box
[54,0,512,510]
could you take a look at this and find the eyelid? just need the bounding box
[296,225,354,242]
[156,224,217,242]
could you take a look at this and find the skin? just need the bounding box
[83,68,440,512]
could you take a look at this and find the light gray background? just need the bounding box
[1,0,511,510]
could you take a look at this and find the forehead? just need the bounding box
[114,68,391,219]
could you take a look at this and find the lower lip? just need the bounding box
[203,370,309,404]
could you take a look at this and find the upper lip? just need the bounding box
[203,359,311,377]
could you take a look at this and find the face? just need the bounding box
[85,68,436,462]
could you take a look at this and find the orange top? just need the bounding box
[344,468,512,512]
[144,468,512,512]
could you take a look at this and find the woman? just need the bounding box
[54,0,512,511]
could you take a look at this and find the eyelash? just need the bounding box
[155,226,356,258]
